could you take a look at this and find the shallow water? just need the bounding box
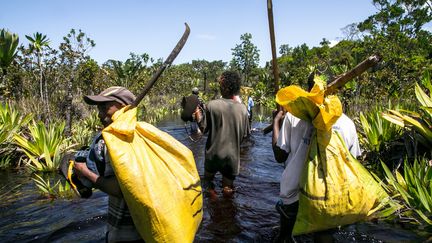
[0,116,429,242]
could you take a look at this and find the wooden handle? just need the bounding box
[263,53,382,135]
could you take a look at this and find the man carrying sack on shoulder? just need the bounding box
[74,86,144,242]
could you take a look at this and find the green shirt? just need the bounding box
[200,98,250,176]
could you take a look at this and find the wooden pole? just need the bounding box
[267,0,280,94]
[264,0,281,135]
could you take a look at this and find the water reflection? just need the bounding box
[201,198,241,242]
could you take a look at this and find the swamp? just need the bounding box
[1,0,432,242]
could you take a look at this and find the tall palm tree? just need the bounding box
[0,29,19,86]
[25,32,50,105]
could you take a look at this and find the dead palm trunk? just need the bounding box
[64,76,73,137]
[37,52,44,103]
[43,72,51,120]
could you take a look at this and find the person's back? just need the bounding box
[204,98,249,175]
[197,71,250,198]
[276,112,361,205]
[272,93,361,242]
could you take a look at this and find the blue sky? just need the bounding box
[2,1,378,67]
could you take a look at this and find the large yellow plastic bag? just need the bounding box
[276,77,389,235]
[102,106,203,243]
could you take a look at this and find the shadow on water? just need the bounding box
[0,113,430,242]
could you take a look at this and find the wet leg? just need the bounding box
[203,170,217,200]
[222,176,234,198]
[275,201,299,243]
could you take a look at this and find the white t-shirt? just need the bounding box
[276,113,361,205]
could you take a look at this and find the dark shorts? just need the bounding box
[204,159,237,180]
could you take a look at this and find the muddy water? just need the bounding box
[0,115,428,242]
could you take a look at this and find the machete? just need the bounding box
[59,23,190,197]
[132,23,190,107]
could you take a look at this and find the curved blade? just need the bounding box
[132,23,190,107]
[164,23,190,65]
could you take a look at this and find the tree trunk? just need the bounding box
[38,53,44,103]
[64,77,73,137]
[203,72,207,94]
[43,72,51,121]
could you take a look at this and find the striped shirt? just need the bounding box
[93,137,143,242]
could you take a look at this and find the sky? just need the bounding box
[2,1,379,67]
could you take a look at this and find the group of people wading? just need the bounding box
[73,70,360,242]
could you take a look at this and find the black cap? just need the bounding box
[84,86,136,105]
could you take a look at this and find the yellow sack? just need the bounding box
[102,106,203,243]
[276,77,388,235]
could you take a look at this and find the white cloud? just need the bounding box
[196,34,216,40]
[329,40,339,47]
[423,23,432,32]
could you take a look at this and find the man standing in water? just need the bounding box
[271,79,361,242]
[74,86,144,243]
[195,71,250,198]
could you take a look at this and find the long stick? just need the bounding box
[264,0,281,135]
[267,0,280,94]
[262,53,382,134]
[132,23,190,107]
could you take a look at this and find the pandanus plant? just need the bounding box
[0,103,32,165]
[382,73,432,152]
[0,29,19,87]
[381,157,432,225]
[14,121,74,172]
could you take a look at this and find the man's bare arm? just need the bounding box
[272,110,288,163]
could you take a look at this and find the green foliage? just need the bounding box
[105,53,150,89]
[59,29,96,136]
[381,157,432,225]
[25,32,50,53]
[359,104,404,153]
[253,79,274,108]
[191,59,226,94]
[230,33,260,85]
[0,102,32,165]
[70,111,100,149]
[277,43,312,89]
[77,59,101,94]
[279,44,292,56]
[0,155,13,169]
[141,105,169,125]
[358,0,432,37]
[0,28,19,76]
[359,104,407,172]
[382,80,432,151]
[32,173,74,199]
[25,32,51,113]
[14,121,72,172]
